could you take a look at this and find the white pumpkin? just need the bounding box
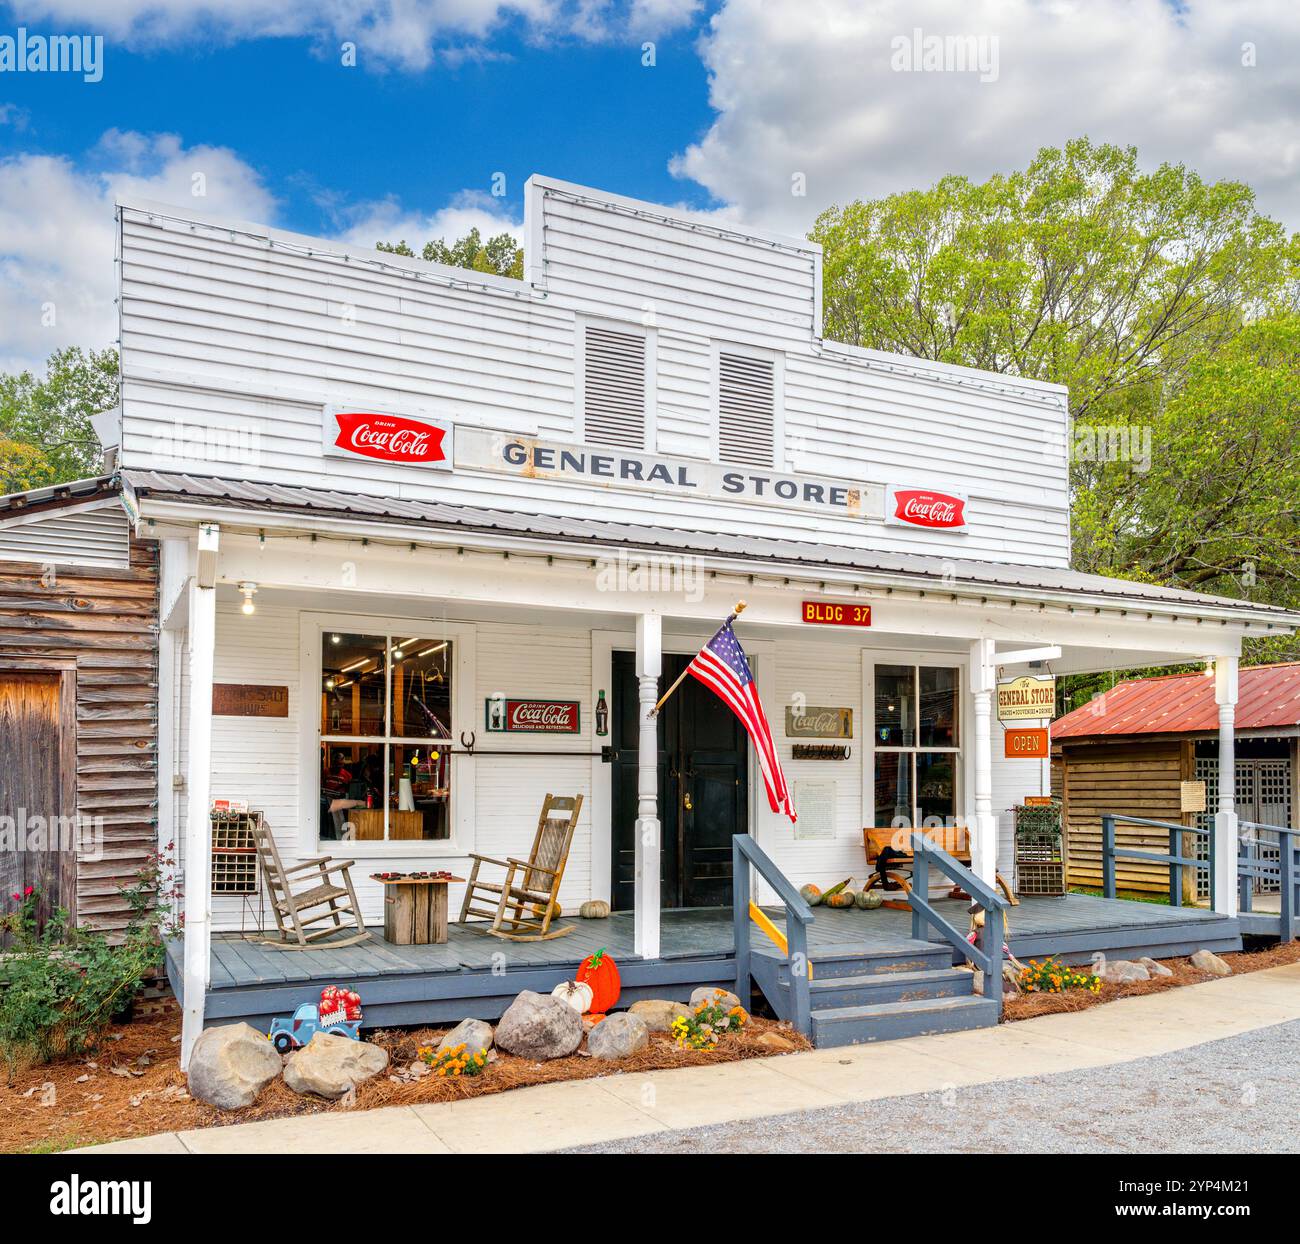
[551,979,594,1014]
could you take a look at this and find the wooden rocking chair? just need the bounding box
[460,793,583,941]
[250,819,370,949]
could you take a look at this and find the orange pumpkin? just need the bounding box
[575,946,621,1012]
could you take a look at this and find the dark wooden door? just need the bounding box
[610,652,748,910]
[0,672,75,935]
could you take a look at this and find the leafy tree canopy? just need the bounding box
[377,226,523,280]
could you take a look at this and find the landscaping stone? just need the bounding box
[628,999,691,1031]
[755,1031,796,1052]
[1138,956,1174,978]
[186,1023,284,1110]
[1101,959,1150,983]
[1191,949,1232,976]
[1002,963,1023,995]
[586,1012,650,1059]
[495,990,583,1060]
[437,1018,494,1058]
[283,1033,389,1100]
[690,986,742,1012]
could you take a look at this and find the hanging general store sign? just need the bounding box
[323,406,453,469]
[485,698,581,733]
[454,429,885,519]
[996,675,1057,721]
[885,484,968,530]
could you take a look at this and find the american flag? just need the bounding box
[687,617,796,824]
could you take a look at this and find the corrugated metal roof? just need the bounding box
[123,469,1299,622]
[1053,662,1300,738]
[0,474,115,515]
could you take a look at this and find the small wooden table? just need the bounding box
[374,875,464,945]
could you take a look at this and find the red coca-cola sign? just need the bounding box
[485,698,581,734]
[328,409,451,467]
[887,486,967,529]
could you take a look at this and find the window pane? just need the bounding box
[916,752,956,828]
[322,633,387,737]
[874,665,916,746]
[392,638,453,740]
[874,752,914,829]
[320,741,384,840]
[390,741,451,840]
[919,667,959,747]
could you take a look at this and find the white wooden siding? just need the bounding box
[0,503,129,569]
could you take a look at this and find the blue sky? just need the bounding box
[2,0,1298,372]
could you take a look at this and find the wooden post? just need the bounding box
[969,638,997,888]
[181,524,218,1069]
[634,612,662,959]
[1214,656,1239,917]
[732,837,751,1010]
[1101,814,1116,898]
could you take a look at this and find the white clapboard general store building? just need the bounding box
[71,176,1300,1056]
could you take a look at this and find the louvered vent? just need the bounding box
[718,353,776,467]
[583,326,646,448]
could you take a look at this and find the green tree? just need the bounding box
[377,226,523,279]
[0,346,118,492]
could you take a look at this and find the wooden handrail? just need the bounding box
[1237,820,1298,934]
[733,835,814,1036]
[1102,812,1213,909]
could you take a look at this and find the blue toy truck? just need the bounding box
[268,1003,362,1053]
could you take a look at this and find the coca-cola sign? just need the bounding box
[885,485,968,530]
[322,405,453,469]
[485,698,581,734]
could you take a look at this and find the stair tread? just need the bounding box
[809,968,970,993]
[813,994,997,1021]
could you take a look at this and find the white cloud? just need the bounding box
[16,0,701,70]
[332,188,521,254]
[672,0,1300,235]
[0,132,276,373]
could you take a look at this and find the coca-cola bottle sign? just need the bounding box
[326,408,452,468]
[887,486,967,529]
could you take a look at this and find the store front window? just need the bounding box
[873,663,961,835]
[319,631,453,842]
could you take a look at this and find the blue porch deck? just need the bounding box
[169,893,1242,1032]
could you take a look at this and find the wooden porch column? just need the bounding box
[634,612,662,959]
[1213,655,1239,917]
[181,524,219,1068]
[969,638,998,888]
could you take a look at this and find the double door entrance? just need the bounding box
[609,651,748,910]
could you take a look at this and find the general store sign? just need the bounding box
[323,406,453,469]
[996,675,1056,721]
[885,484,968,530]
[455,429,884,519]
[485,698,581,733]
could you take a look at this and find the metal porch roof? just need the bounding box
[122,470,1298,625]
[1053,662,1300,738]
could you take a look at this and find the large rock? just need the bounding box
[1101,959,1150,984]
[283,1033,389,1100]
[437,1018,494,1058]
[1138,956,1174,978]
[689,986,742,1012]
[495,990,582,1060]
[187,1023,283,1110]
[586,1012,650,1060]
[1191,949,1232,976]
[628,999,691,1032]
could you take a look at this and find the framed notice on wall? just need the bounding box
[212,684,289,717]
[793,780,836,841]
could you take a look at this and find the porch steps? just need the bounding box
[751,941,999,1048]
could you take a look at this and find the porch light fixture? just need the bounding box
[238,581,257,615]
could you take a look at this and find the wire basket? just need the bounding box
[1013,803,1066,896]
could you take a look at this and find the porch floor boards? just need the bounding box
[174,892,1242,1031]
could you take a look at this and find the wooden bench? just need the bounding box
[862,827,1018,906]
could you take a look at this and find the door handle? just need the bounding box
[683,791,693,812]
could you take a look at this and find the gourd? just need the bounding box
[552,979,594,1013]
[579,899,610,919]
[799,884,823,907]
[575,947,621,1013]
[821,877,853,901]
[825,890,856,909]
[857,889,884,910]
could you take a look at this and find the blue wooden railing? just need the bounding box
[907,833,1008,1014]
[1238,820,1298,938]
[733,835,815,1035]
[1101,813,1213,908]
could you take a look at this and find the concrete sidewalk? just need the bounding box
[86,962,1300,1155]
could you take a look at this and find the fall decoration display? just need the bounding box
[551,979,594,1013]
[798,883,823,906]
[856,888,884,910]
[579,899,611,919]
[824,889,856,909]
[575,947,621,1012]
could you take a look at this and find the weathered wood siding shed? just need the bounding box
[0,484,159,935]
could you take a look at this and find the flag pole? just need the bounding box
[647,601,746,718]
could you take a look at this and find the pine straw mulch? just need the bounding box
[1000,937,1300,1022]
[0,1006,808,1154]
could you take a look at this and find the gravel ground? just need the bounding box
[562,1019,1300,1153]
